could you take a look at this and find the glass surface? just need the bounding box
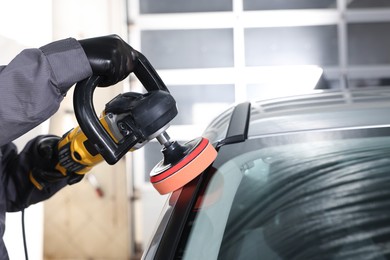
[245,26,338,66]
[243,66,331,100]
[140,0,232,14]
[141,141,163,182]
[347,0,390,8]
[203,106,234,144]
[244,0,336,10]
[177,132,390,259]
[246,77,340,101]
[169,85,235,125]
[348,23,390,65]
[141,29,234,69]
[315,77,341,90]
[348,78,390,88]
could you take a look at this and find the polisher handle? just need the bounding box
[73,75,139,165]
[73,48,172,165]
[133,51,169,92]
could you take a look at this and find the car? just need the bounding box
[141,87,390,260]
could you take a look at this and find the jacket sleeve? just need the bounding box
[1,138,67,212]
[0,38,92,147]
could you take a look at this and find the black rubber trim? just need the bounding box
[219,102,251,146]
[152,174,205,260]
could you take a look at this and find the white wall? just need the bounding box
[0,1,52,259]
[1,1,130,258]
[0,0,126,259]
[0,0,52,47]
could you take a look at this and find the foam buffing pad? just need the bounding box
[150,137,217,195]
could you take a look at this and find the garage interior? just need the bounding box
[1,0,389,259]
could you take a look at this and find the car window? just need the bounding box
[177,134,390,260]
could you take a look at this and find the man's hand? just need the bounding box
[79,34,136,87]
[28,135,83,190]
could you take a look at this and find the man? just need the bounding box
[0,34,134,258]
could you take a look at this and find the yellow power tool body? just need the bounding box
[55,117,108,176]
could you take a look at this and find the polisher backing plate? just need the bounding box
[150,137,217,194]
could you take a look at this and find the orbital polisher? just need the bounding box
[55,50,217,194]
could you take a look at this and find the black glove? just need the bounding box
[29,135,83,190]
[79,34,136,87]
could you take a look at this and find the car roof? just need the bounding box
[203,88,390,145]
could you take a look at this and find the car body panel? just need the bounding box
[142,88,390,260]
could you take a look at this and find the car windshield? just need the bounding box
[177,131,390,260]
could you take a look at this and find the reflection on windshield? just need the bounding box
[181,137,390,260]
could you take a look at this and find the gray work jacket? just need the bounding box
[0,38,92,259]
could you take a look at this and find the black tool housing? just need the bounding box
[73,49,173,165]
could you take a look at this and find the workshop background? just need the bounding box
[1,0,390,259]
